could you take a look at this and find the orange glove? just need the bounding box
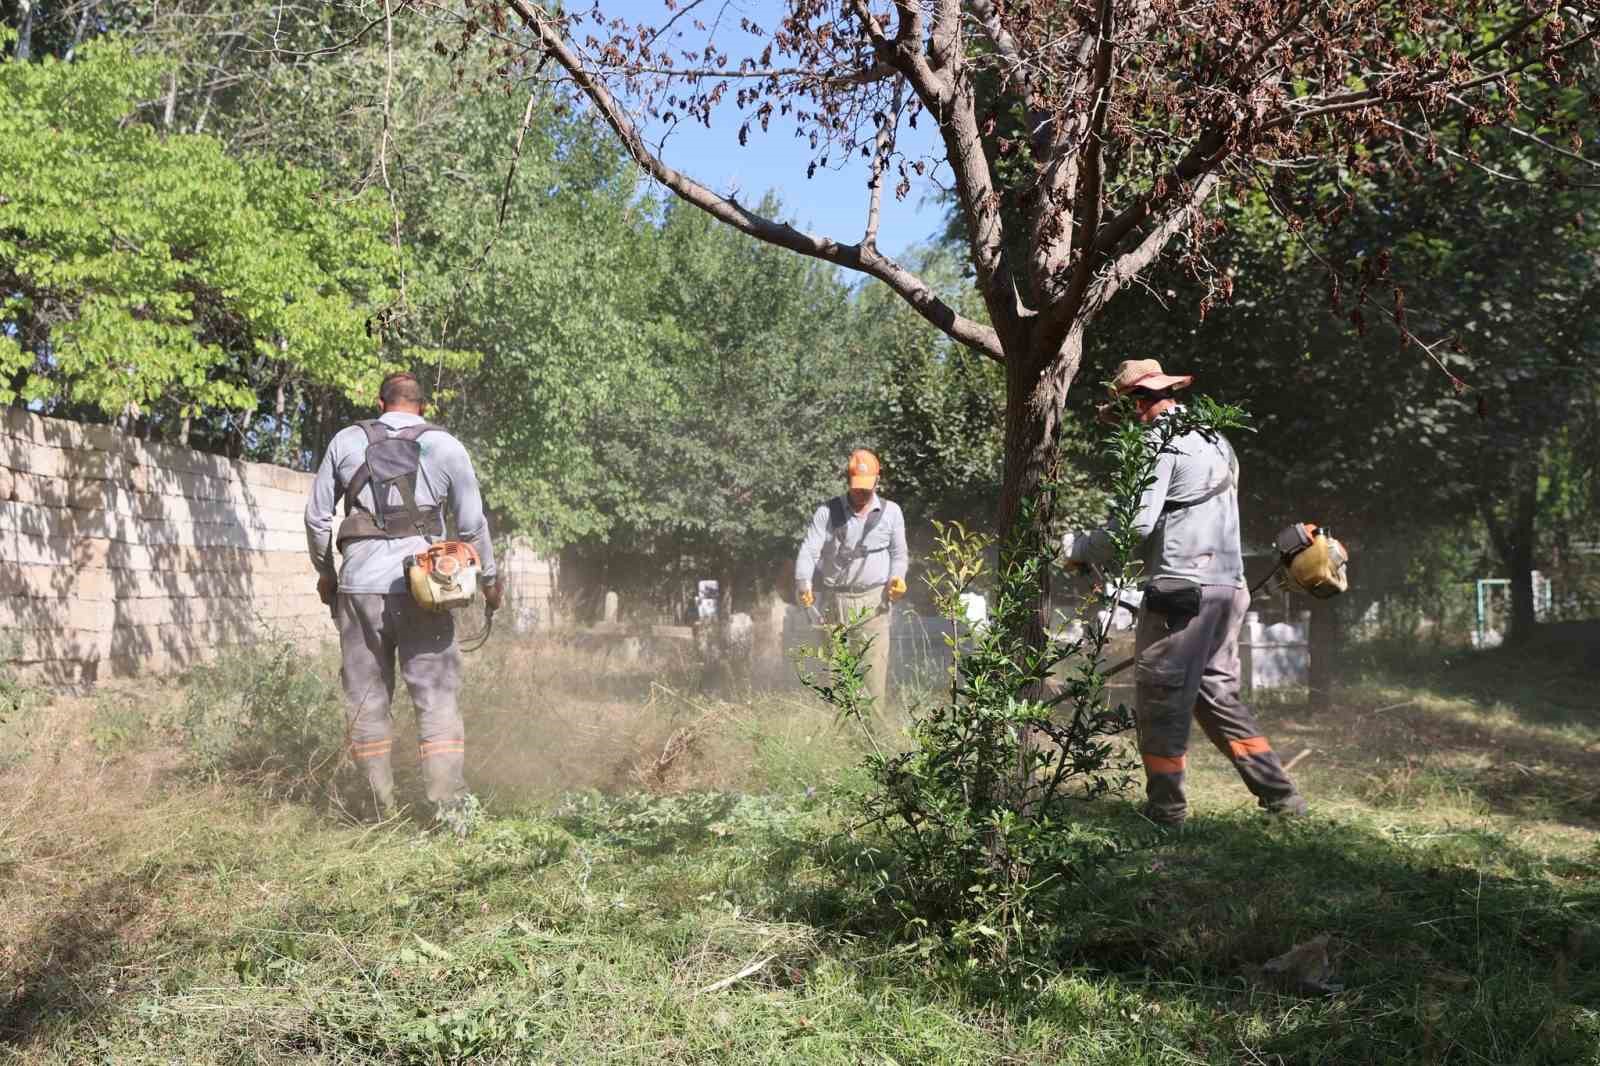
[887,576,907,602]
[797,584,815,608]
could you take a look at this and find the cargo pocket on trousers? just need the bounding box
[1134,660,1190,745]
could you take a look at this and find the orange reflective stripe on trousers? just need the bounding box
[1141,752,1187,775]
[1227,736,1273,759]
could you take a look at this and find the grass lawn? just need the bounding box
[1,626,1596,1064]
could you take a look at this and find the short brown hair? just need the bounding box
[379,371,426,408]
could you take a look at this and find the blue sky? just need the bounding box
[599,0,948,258]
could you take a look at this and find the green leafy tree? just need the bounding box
[564,198,868,609]
[0,33,448,427]
[1086,154,1600,644]
[386,78,662,549]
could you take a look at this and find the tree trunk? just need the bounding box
[996,330,1084,644]
[1504,475,1540,645]
[162,72,178,131]
[995,331,1082,806]
[1308,597,1341,712]
[15,0,34,61]
[66,1,93,61]
[274,377,289,465]
[1482,463,1540,646]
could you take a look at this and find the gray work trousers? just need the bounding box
[824,586,892,709]
[1134,584,1303,823]
[336,593,466,812]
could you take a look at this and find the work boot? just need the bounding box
[1140,802,1188,829]
[1263,793,1309,817]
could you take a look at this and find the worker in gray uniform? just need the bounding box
[794,449,909,709]
[1061,360,1306,826]
[304,371,501,825]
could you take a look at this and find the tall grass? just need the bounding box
[1,631,1596,1063]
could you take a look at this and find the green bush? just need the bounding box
[800,397,1250,971]
[0,639,44,772]
[180,636,344,798]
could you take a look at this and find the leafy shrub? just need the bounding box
[0,639,44,772]
[180,635,344,798]
[555,789,742,851]
[800,397,1250,970]
[88,687,162,752]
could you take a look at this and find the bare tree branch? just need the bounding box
[1245,167,1468,391]
[1060,0,1117,318]
[864,80,906,249]
[842,0,1022,343]
[248,9,390,58]
[1090,173,1222,314]
[374,0,406,306]
[1444,92,1600,172]
[506,0,1004,360]
[1381,117,1600,189]
[1094,128,1229,257]
[928,0,960,72]
[1272,23,1600,131]
[843,0,945,103]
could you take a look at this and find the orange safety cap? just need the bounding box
[846,449,880,489]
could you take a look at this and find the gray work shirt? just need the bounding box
[1066,413,1245,588]
[304,412,497,595]
[794,495,909,591]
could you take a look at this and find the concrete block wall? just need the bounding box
[1,407,554,686]
[1,407,325,686]
[500,538,560,633]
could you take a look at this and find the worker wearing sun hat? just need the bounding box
[1063,360,1307,826]
[794,448,909,709]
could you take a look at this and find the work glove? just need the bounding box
[887,576,907,602]
[481,577,503,614]
[796,583,814,608]
[1059,530,1088,573]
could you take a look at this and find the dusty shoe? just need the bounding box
[1264,793,1309,817]
[435,794,483,839]
[1140,803,1188,828]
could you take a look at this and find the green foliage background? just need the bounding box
[3,4,1598,624]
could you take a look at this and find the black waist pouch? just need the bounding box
[1143,576,1201,623]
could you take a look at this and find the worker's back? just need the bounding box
[1143,426,1244,589]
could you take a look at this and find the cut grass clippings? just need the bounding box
[2,631,1597,1064]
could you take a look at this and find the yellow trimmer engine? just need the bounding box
[404,541,481,613]
[1274,523,1349,599]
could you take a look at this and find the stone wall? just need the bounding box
[0,407,555,687]
[500,539,561,633]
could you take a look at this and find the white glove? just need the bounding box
[1060,530,1088,573]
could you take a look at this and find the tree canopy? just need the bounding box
[0,31,446,421]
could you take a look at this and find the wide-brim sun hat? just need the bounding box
[1107,358,1195,397]
[1095,360,1195,422]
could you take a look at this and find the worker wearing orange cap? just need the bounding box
[794,448,909,708]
